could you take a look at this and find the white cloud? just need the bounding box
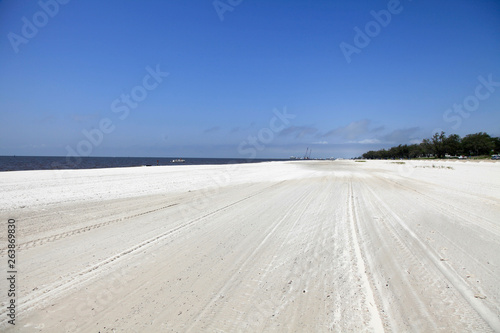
[279,126,318,139]
[358,139,381,144]
[322,120,384,141]
[381,127,420,143]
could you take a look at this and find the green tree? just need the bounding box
[461,132,494,156]
[361,132,497,159]
[431,131,446,158]
[421,139,432,157]
[408,144,423,158]
[492,137,500,154]
[444,134,461,156]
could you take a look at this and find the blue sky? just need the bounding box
[1,0,499,159]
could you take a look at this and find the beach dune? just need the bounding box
[1,160,499,332]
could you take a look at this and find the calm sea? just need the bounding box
[0,156,285,172]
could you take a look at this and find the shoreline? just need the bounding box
[1,160,499,212]
[0,156,288,173]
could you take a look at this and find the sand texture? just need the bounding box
[1,160,499,332]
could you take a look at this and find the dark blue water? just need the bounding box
[0,156,285,172]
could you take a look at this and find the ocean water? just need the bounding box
[0,156,285,172]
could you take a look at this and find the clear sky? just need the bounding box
[1,0,499,159]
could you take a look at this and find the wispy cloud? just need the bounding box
[320,120,422,146]
[204,126,221,134]
[322,120,383,140]
[312,141,328,145]
[358,138,381,144]
[380,127,420,144]
[279,126,318,139]
[230,122,256,134]
[71,112,100,123]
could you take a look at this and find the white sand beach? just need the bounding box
[1,160,500,332]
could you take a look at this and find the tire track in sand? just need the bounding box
[347,180,385,333]
[361,181,498,332]
[0,203,179,256]
[185,179,315,332]
[0,183,284,327]
[374,174,500,237]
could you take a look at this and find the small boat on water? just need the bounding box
[171,158,185,163]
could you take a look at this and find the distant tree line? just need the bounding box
[362,132,500,159]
